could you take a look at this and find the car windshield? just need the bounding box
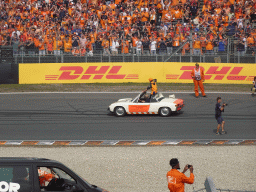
[132,92,165,103]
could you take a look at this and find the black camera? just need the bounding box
[223,103,228,107]
[188,165,192,168]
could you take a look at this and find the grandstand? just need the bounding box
[1,0,256,63]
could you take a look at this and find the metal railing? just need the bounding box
[4,53,255,64]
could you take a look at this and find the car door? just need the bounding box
[148,97,160,114]
[34,165,87,192]
[0,164,33,192]
[127,99,151,114]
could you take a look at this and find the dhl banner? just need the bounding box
[19,62,256,84]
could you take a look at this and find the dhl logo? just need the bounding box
[166,66,254,81]
[45,66,139,80]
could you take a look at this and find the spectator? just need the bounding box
[237,39,245,56]
[226,22,236,37]
[218,39,227,53]
[166,36,173,55]
[46,39,53,55]
[172,34,180,53]
[72,47,80,56]
[53,36,63,56]
[142,36,150,55]
[121,38,130,54]
[158,38,167,55]
[102,37,110,55]
[95,37,103,54]
[182,37,190,55]
[38,39,46,56]
[247,34,255,55]
[167,158,194,192]
[72,34,80,48]
[111,37,119,55]
[136,38,143,55]
[11,35,20,56]
[64,37,72,54]
[205,39,214,55]
[25,39,35,55]
[193,36,201,55]
[150,36,157,55]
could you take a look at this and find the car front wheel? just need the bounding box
[114,107,126,117]
[159,107,171,117]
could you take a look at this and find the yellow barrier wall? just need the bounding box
[19,62,256,84]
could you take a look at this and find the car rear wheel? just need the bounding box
[114,107,126,117]
[159,107,171,117]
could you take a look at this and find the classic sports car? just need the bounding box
[108,92,184,117]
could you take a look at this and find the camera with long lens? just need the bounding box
[222,103,228,107]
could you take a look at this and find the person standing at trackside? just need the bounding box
[146,78,158,97]
[251,76,256,95]
[167,158,194,192]
[191,63,206,98]
[215,97,227,135]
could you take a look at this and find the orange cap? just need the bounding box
[149,78,153,82]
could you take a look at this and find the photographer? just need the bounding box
[251,76,256,95]
[167,158,194,192]
[215,97,227,135]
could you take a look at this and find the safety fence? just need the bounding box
[3,53,256,65]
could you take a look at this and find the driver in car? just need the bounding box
[38,167,55,187]
[139,91,151,103]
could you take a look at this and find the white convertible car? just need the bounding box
[108,92,184,117]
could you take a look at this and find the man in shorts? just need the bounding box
[215,97,227,135]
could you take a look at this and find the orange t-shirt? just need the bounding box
[193,40,201,49]
[206,41,213,50]
[167,169,194,192]
[47,42,53,52]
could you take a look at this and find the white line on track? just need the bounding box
[0,92,252,94]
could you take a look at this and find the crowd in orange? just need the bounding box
[0,0,256,56]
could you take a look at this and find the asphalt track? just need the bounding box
[0,92,255,140]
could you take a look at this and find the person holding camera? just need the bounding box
[167,158,194,192]
[251,76,256,95]
[215,97,227,135]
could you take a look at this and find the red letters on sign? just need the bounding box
[206,66,231,80]
[106,66,126,79]
[81,66,110,79]
[58,66,83,80]
[227,67,246,80]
